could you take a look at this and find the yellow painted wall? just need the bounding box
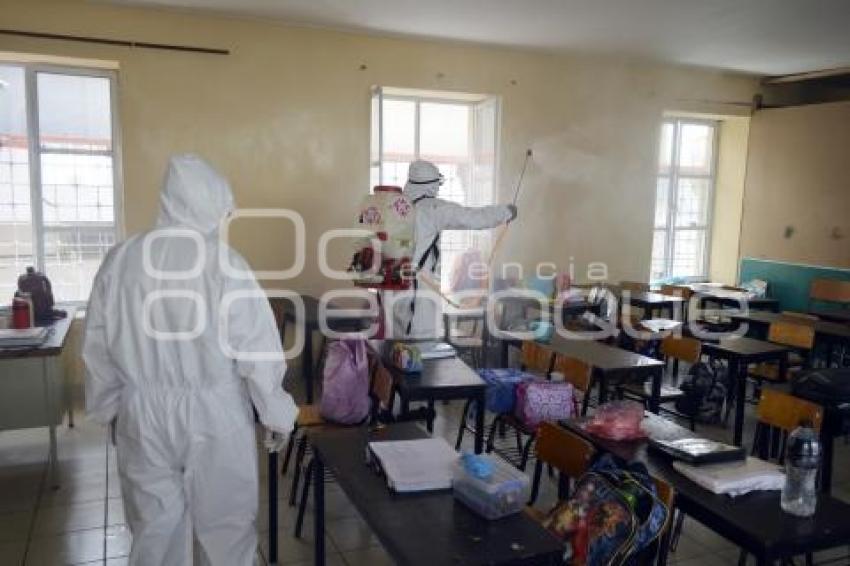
[709,117,749,284]
[741,101,850,268]
[0,0,759,292]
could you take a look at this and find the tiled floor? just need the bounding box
[2,359,850,565]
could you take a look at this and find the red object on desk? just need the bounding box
[12,293,33,329]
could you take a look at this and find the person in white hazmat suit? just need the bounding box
[82,154,298,566]
[393,160,517,338]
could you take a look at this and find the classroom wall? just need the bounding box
[0,0,759,293]
[740,101,850,269]
[709,117,749,285]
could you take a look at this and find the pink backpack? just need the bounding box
[319,339,371,424]
[515,380,575,428]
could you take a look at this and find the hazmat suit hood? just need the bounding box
[403,160,443,202]
[156,154,234,233]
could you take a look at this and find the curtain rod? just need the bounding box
[0,29,229,55]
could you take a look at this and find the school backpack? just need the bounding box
[675,361,728,424]
[17,266,58,322]
[541,453,669,566]
[514,380,575,428]
[477,368,536,414]
[319,339,371,425]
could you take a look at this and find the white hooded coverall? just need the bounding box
[83,155,298,566]
[393,161,513,339]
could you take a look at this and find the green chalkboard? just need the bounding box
[739,257,850,312]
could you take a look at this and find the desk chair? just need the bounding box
[808,278,850,311]
[620,280,650,319]
[527,423,676,566]
[484,341,556,470]
[552,354,594,417]
[527,422,596,507]
[282,350,382,508]
[744,390,824,566]
[748,320,815,392]
[618,336,701,430]
[293,359,432,538]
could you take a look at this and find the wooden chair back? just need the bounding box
[660,284,694,299]
[370,364,395,413]
[521,341,554,374]
[780,311,818,322]
[619,280,649,293]
[534,422,596,480]
[809,278,850,305]
[767,320,815,350]
[757,389,823,434]
[660,335,701,365]
[552,355,592,394]
[753,390,823,464]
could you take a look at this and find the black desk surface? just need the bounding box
[731,312,850,341]
[542,334,664,374]
[702,336,789,357]
[809,309,850,325]
[564,413,850,560]
[273,293,374,328]
[626,292,686,305]
[308,423,562,566]
[0,306,77,360]
[371,341,487,399]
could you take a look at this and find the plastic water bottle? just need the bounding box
[781,420,820,517]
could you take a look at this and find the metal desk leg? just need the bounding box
[820,428,834,494]
[314,454,325,566]
[44,359,59,489]
[304,329,314,404]
[268,450,278,564]
[474,390,486,454]
[648,368,663,414]
[733,358,746,446]
[596,369,608,405]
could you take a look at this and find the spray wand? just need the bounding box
[488,148,532,268]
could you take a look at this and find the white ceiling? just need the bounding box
[107,0,850,75]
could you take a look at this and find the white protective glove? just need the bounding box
[263,429,289,453]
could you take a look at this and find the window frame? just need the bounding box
[652,117,718,283]
[7,61,124,305]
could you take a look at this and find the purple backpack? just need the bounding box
[515,380,575,429]
[319,339,370,424]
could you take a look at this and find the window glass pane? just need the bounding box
[670,229,707,278]
[675,177,710,228]
[381,99,415,160]
[654,176,669,228]
[420,102,469,161]
[658,122,674,173]
[37,73,112,152]
[650,229,667,281]
[0,65,35,297]
[678,123,713,175]
[43,226,116,302]
[41,149,115,302]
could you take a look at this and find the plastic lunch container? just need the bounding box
[452,455,530,520]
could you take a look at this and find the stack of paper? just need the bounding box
[673,457,785,497]
[368,438,458,492]
[0,327,49,348]
[417,342,456,360]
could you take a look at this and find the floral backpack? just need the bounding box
[541,454,669,565]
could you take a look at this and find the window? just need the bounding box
[0,63,121,303]
[650,118,716,282]
[371,87,499,290]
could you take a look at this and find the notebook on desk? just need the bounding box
[0,327,49,348]
[649,437,745,465]
[367,438,458,492]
